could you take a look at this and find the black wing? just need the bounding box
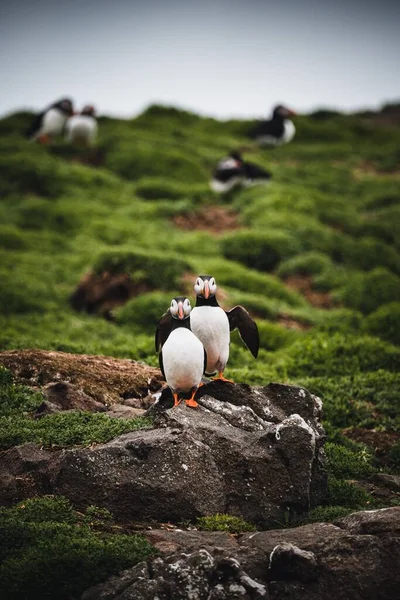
[250,119,284,139]
[226,306,259,358]
[203,348,208,375]
[243,161,272,180]
[155,310,173,352]
[159,350,165,379]
[26,111,45,138]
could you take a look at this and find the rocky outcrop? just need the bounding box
[0,349,163,406]
[0,381,326,526]
[81,507,400,600]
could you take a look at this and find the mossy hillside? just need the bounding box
[1,103,400,530]
[0,496,156,600]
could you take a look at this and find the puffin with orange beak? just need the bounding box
[190,275,259,381]
[156,296,207,408]
[250,104,297,147]
[27,98,74,143]
[66,105,98,147]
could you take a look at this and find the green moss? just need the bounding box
[0,496,156,600]
[221,230,299,271]
[336,268,400,314]
[302,506,354,524]
[325,442,375,479]
[277,251,334,277]
[196,514,256,533]
[0,411,152,451]
[93,248,190,290]
[364,302,400,346]
[257,321,299,351]
[116,291,175,330]
[285,332,400,378]
[326,477,375,508]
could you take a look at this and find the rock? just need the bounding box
[369,473,400,492]
[0,443,61,505]
[106,404,146,419]
[268,543,318,582]
[336,506,400,536]
[81,507,400,599]
[0,349,163,406]
[0,382,326,525]
[81,549,269,600]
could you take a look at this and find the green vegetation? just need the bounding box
[0,368,152,450]
[0,496,156,600]
[0,105,399,566]
[196,514,256,533]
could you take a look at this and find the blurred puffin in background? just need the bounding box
[66,105,98,147]
[27,98,74,143]
[210,150,272,194]
[250,105,297,147]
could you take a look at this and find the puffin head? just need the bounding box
[229,150,243,163]
[82,105,96,116]
[273,105,297,119]
[54,98,74,116]
[170,296,191,320]
[194,275,217,300]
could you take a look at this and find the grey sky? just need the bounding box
[0,0,399,119]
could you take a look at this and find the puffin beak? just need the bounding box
[204,281,210,299]
[289,109,297,117]
[178,302,184,320]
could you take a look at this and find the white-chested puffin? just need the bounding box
[210,151,245,194]
[66,105,98,147]
[190,275,259,381]
[210,151,272,193]
[27,98,74,143]
[250,105,296,147]
[156,296,206,408]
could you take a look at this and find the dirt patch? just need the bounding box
[353,161,400,179]
[284,275,333,309]
[70,271,152,318]
[173,206,241,234]
[342,426,399,469]
[277,314,311,331]
[0,349,163,406]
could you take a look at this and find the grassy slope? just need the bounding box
[0,105,399,482]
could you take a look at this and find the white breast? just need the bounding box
[209,176,243,194]
[190,306,230,374]
[66,115,97,145]
[162,328,204,393]
[40,108,68,137]
[282,119,296,143]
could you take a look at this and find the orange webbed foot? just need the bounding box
[212,372,234,383]
[186,398,199,408]
[173,393,181,407]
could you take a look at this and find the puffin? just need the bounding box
[190,275,259,381]
[66,105,98,147]
[210,151,245,194]
[27,98,74,143]
[156,296,206,408]
[210,151,272,194]
[250,105,296,147]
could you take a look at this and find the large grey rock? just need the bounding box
[81,507,400,600]
[81,549,268,600]
[1,382,326,526]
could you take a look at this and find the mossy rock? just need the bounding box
[115,291,175,331]
[93,248,190,290]
[364,302,400,346]
[196,514,256,533]
[336,268,400,314]
[221,230,299,271]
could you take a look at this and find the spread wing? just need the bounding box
[155,310,173,352]
[226,306,259,358]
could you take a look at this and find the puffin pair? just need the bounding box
[156,275,260,408]
[210,151,272,194]
[250,105,296,147]
[27,98,74,143]
[27,99,97,146]
[66,105,98,147]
